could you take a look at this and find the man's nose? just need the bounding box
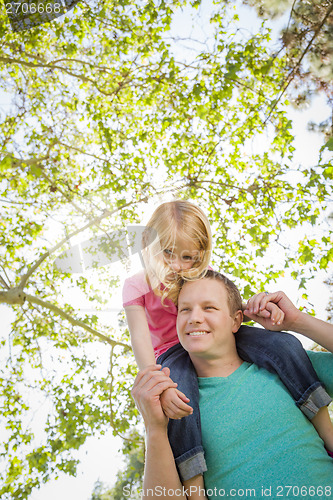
[188,306,204,324]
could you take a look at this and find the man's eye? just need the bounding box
[205,306,216,310]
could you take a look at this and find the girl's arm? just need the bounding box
[126,305,193,418]
[125,304,156,370]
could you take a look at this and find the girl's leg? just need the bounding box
[183,474,208,498]
[157,343,207,483]
[312,407,333,453]
[236,325,332,419]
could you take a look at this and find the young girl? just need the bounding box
[123,200,333,490]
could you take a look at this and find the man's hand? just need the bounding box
[242,299,284,327]
[131,365,177,430]
[160,387,193,420]
[244,291,301,331]
[133,366,189,499]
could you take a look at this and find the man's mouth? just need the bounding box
[187,331,209,336]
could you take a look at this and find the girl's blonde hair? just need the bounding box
[142,200,212,304]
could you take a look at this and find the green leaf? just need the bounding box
[322,137,333,152]
[30,165,43,177]
[0,156,12,171]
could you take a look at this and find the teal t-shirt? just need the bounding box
[198,351,333,499]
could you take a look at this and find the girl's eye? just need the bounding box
[163,249,174,258]
[180,308,189,312]
[205,306,216,310]
[182,255,194,261]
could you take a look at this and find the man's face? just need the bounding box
[176,278,241,360]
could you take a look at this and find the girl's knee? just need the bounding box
[275,332,302,349]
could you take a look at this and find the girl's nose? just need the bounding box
[171,257,181,272]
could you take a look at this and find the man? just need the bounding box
[132,271,333,499]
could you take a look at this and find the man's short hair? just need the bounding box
[179,269,242,314]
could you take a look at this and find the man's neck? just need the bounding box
[191,352,244,378]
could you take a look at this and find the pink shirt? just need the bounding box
[122,271,179,360]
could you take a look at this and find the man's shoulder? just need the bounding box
[306,349,333,357]
[307,350,333,396]
[306,349,333,366]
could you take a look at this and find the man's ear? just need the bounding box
[232,310,243,333]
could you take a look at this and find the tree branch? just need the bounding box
[18,199,136,290]
[264,2,333,125]
[0,55,126,97]
[24,292,130,349]
[14,177,188,292]
[56,140,113,164]
[0,288,26,305]
[0,264,12,288]
[108,346,139,441]
[12,153,95,224]
[0,275,9,289]
[11,155,50,167]
[192,179,252,194]
[0,286,129,348]
[0,198,38,206]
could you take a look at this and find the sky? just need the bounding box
[1,1,333,499]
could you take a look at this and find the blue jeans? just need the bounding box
[157,325,332,482]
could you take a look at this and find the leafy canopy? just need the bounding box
[0,0,332,497]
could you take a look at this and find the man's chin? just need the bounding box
[180,342,210,357]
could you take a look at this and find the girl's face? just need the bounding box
[162,237,202,273]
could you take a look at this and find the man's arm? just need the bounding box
[132,366,208,499]
[244,291,333,353]
[131,365,187,499]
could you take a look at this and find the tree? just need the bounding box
[241,0,333,137]
[90,431,144,500]
[0,0,333,497]
[325,213,333,323]
[327,277,333,323]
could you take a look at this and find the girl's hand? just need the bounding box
[245,291,301,331]
[131,365,178,430]
[160,387,193,420]
[243,293,285,330]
